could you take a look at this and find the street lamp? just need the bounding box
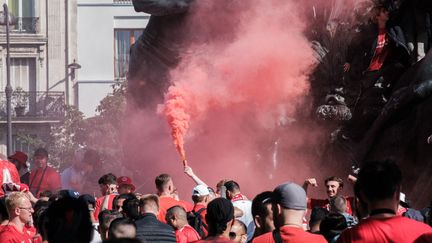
[0,4,16,156]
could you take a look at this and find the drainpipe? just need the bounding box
[65,0,69,105]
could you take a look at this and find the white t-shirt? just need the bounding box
[232,199,255,241]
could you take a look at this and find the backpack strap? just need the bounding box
[272,229,282,243]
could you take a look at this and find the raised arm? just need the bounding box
[184,165,208,187]
[132,0,193,16]
[302,177,318,193]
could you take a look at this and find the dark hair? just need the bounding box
[155,174,171,191]
[39,190,53,198]
[251,191,272,218]
[206,198,234,237]
[79,194,96,208]
[98,210,123,233]
[0,198,8,222]
[33,200,51,241]
[224,180,240,193]
[330,196,347,213]
[122,198,140,220]
[324,176,344,188]
[113,193,136,212]
[192,195,207,204]
[357,160,402,201]
[166,205,187,222]
[309,207,329,228]
[320,213,348,242]
[34,148,48,158]
[45,197,93,243]
[98,173,117,185]
[108,217,136,240]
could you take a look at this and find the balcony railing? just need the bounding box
[113,0,132,5]
[0,17,39,34]
[0,91,65,120]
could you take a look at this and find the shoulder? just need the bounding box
[251,232,273,243]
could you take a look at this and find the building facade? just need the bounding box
[76,0,148,116]
[0,0,77,155]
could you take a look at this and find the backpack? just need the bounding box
[187,208,208,238]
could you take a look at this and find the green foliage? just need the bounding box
[12,87,29,107]
[47,105,85,169]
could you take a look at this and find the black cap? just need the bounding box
[206,197,234,224]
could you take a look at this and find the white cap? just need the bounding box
[400,192,406,203]
[192,184,210,196]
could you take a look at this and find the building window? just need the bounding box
[8,0,37,33]
[10,58,36,91]
[114,29,143,79]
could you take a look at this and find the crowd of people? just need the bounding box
[0,147,430,243]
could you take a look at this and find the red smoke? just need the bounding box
[160,85,190,162]
[123,0,356,200]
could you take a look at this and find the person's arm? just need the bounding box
[184,166,208,187]
[302,178,318,193]
[132,0,193,16]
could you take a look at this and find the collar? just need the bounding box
[231,193,246,202]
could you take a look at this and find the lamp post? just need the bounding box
[1,4,13,156]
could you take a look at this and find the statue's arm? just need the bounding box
[132,0,193,16]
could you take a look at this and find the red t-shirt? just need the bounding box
[193,236,234,243]
[158,196,191,223]
[252,226,327,243]
[176,225,201,243]
[0,160,21,196]
[94,194,117,220]
[308,196,354,215]
[29,166,61,196]
[337,216,432,243]
[368,28,389,71]
[0,224,42,243]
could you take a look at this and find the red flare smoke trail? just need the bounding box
[163,86,190,164]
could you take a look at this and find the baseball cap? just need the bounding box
[272,182,307,210]
[192,184,210,196]
[58,189,80,199]
[117,176,136,192]
[206,197,234,224]
[8,151,28,167]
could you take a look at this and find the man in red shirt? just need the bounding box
[156,173,190,223]
[0,192,41,242]
[191,184,211,237]
[303,176,354,215]
[338,160,432,242]
[252,182,326,243]
[28,148,61,197]
[94,173,118,220]
[166,205,201,243]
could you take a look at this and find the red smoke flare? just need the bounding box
[162,85,190,163]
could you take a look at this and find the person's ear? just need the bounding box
[254,215,262,228]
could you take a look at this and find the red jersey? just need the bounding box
[0,160,20,196]
[29,166,61,196]
[0,224,42,243]
[368,28,389,71]
[337,216,432,243]
[251,226,327,243]
[176,225,201,243]
[158,196,190,223]
[193,236,234,243]
[308,196,354,215]
[94,194,117,220]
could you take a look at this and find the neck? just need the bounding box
[378,21,386,29]
[281,209,304,230]
[159,191,171,197]
[9,218,25,232]
[368,200,398,218]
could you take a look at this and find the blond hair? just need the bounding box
[139,194,159,212]
[5,192,27,214]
